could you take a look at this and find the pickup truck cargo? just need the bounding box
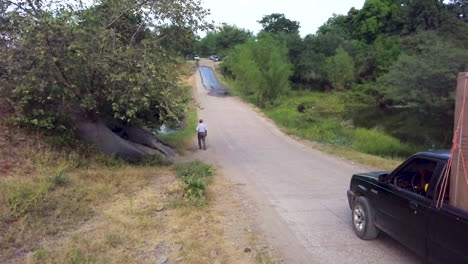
[347,151,468,263]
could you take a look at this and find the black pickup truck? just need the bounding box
[347,150,468,263]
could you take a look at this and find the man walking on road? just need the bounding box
[196,119,207,150]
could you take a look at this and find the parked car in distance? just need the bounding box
[210,55,220,61]
[193,55,200,60]
[347,150,468,264]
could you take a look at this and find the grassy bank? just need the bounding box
[159,62,198,154]
[159,101,198,154]
[0,124,159,262]
[264,92,412,169]
[215,67,411,170]
[0,120,232,263]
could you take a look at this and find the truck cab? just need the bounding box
[347,151,468,263]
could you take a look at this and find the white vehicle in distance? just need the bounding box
[193,55,200,60]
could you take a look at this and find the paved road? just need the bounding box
[193,61,423,264]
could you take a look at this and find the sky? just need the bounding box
[200,0,366,37]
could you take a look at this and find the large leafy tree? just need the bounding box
[226,33,292,106]
[258,13,300,35]
[197,24,252,56]
[323,48,355,90]
[382,32,468,111]
[0,0,209,130]
[448,0,468,23]
[352,0,398,42]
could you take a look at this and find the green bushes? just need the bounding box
[224,33,293,107]
[174,161,214,205]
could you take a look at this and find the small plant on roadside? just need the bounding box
[174,161,214,205]
[180,174,208,204]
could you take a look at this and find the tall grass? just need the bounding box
[352,128,415,157]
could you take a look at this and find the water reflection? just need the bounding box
[341,107,453,149]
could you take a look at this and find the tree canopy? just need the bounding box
[258,13,300,35]
[200,2,468,116]
[224,33,292,107]
[196,24,252,56]
[0,0,209,131]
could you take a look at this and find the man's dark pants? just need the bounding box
[198,132,206,150]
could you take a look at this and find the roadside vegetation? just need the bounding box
[159,103,198,153]
[264,92,417,156]
[159,62,199,153]
[0,0,276,263]
[0,108,265,263]
[201,0,468,163]
[174,161,214,206]
[0,0,208,142]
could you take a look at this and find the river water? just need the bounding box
[342,106,453,150]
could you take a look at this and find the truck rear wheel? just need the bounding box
[352,196,380,240]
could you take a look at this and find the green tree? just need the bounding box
[324,48,355,90]
[448,0,468,24]
[317,13,353,38]
[197,24,252,56]
[159,26,198,58]
[258,13,300,35]
[227,33,292,106]
[197,31,218,56]
[0,0,209,130]
[396,0,446,34]
[353,0,398,42]
[372,35,402,72]
[382,32,468,111]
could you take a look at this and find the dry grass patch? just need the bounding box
[25,170,174,264]
[21,166,261,264]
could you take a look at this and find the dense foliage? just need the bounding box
[223,33,293,107]
[0,0,209,131]
[202,0,468,112]
[196,24,253,57]
[258,13,300,34]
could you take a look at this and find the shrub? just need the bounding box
[225,33,293,107]
[180,175,208,204]
[174,161,213,205]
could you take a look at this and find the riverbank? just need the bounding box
[214,64,413,170]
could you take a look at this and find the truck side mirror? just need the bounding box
[378,173,390,184]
